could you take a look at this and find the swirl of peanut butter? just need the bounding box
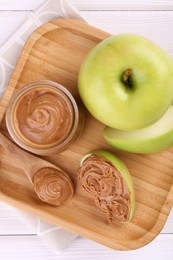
[33,167,74,205]
[95,195,130,222]
[14,88,73,145]
[78,154,130,222]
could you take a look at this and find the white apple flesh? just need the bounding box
[104,106,173,154]
[78,34,173,130]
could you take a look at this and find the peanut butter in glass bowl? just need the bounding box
[6,80,84,156]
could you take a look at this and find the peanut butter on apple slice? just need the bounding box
[78,150,135,223]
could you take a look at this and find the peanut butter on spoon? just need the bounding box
[33,167,74,205]
[0,132,74,205]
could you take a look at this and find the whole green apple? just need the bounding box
[78,149,135,222]
[104,106,173,154]
[78,34,173,130]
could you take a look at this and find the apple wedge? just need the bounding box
[78,150,135,222]
[104,106,173,154]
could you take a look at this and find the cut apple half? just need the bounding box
[104,106,173,154]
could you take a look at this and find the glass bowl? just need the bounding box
[5,80,84,156]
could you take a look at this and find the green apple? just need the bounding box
[78,34,173,130]
[80,150,135,222]
[104,106,173,154]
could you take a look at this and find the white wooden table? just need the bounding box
[0,1,173,259]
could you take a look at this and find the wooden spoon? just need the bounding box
[0,132,74,205]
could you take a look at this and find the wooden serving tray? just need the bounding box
[0,18,173,250]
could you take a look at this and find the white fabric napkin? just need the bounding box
[0,0,86,253]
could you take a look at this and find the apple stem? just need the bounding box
[123,69,132,88]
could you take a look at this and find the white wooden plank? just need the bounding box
[1,11,173,56]
[0,235,172,260]
[1,0,173,11]
[161,208,173,233]
[70,0,173,11]
[0,12,28,46]
[0,0,44,10]
[0,203,35,234]
[82,11,173,57]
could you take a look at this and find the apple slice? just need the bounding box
[104,106,173,154]
[78,150,135,222]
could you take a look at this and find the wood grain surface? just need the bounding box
[0,18,173,251]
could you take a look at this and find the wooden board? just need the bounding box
[0,18,173,251]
